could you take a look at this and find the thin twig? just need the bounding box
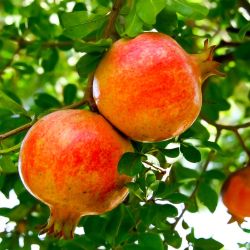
[0,99,89,141]
[62,99,89,110]
[233,129,250,158]
[201,115,250,130]
[172,129,221,230]
[0,122,34,141]
[143,160,167,173]
[0,143,21,154]
[103,0,124,39]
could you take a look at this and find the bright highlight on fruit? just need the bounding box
[18,110,133,239]
[93,32,223,142]
[222,166,250,224]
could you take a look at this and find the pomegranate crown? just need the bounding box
[192,39,225,82]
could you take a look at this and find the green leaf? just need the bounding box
[197,183,218,213]
[122,1,143,37]
[159,147,180,158]
[153,181,175,199]
[174,164,199,182]
[105,205,134,245]
[74,39,112,53]
[34,93,61,109]
[239,23,250,40]
[203,170,226,181]
[166,192,188,204]
[202,83,231,121]
[0,90,29,116]
[154,8,177,35]
[141,203,178,225]
[138,233,164,250]
[63,84,77,105]
[164,230,182,248]
[198,141,221,151]
[60,11,107,39]
[0,155,17,173]
[118,152,146,176]
[136,0,166,25]
[193,237,223,249]
[180,143,201,163]
[76,53,103,78]
[126,182,145,200]
[166,0,209,20]
[41,48,59,72]
[145,171,156,186]
[180,120,210,141]
[12,62,34,74]
[83,216,107,243]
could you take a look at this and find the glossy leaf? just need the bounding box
[118,152,146,176]
[136,0,166,25]
[0,90,29,116]
[180,143,201,163]
[63,84,77,105]
[197,182,218,213]
[76,53,103,78]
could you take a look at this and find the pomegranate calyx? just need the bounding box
[191,39,225,83]
[227,213,246,225]
[39,207,81,239]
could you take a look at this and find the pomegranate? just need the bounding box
[222,166,250,224]
[18,110,133,239]
[93,32,223,142]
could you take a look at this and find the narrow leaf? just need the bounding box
[0,90,29,116]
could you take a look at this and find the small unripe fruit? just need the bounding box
[18,110,133,239]
[93,32,223,142]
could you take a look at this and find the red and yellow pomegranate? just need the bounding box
[93,32,223,142]
[18,110,133,239]
[222,166,250,224]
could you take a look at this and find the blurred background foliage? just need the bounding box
[0,0,250,249]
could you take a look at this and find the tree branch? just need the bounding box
[0,0,124,140]
[201,115,250,161]
[103,0,124,39]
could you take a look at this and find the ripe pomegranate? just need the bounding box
[93,32,223,142]
[222,166,250,224]
[18,110,133,239]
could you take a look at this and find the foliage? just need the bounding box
[0,0,250,249]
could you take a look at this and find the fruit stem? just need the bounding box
[84,0,124,112]
[191,39,225,83]
[39,207,81,239]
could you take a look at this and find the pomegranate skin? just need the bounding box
[18,109,133,238]
[93,32,219,142]
[222,166,250,223]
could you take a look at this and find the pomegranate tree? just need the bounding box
[222,166,250,224]
[18,110,133,239]
[93,32,223,142]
